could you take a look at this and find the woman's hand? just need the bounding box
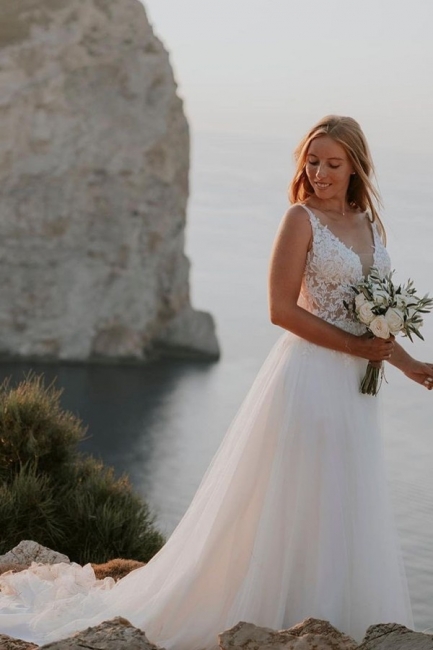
[356,332,395,362]
[403,359,433,390]
[385,340,433,389]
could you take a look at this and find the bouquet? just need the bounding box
[344,267,433,395]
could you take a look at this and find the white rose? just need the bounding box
[369,315,391,339]
[395,294,409,309]
[372,290,389,306]
[355,293,367,308]
[358,301,375,325]
[384,308,404,335]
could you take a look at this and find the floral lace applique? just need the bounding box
[298,205,391,337]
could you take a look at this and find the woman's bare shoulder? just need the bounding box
[272,204,313,255]
[283,202,311,219]
[277,203,312,239]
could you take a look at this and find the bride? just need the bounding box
[1,115,431,648]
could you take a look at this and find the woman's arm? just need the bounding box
[268,205,394,362]
[387,340,433,390]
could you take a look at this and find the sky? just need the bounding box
[142,0,433,153]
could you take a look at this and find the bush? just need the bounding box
[0,375,84,481]
[0,374,165,564]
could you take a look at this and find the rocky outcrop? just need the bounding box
[219,619,358,650]
[0,635,38,650]
[1,616,432,650]
[360,622,433,649]
[0,619,156,649]
[39,617,159,650]
[0,541,69,567]
[0,0,219,362]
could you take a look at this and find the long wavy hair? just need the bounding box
[289,115,386,241]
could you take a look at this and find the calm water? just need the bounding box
[1,131,432,630]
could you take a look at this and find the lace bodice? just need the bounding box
[298,204,391,335]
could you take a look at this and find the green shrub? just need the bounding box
[0,374,165,564]
[0,465,62,547]
[0,375,83,481]
[57,456,165,564]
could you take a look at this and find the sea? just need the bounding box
[1,130,432,630]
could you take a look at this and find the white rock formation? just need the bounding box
[0,0,219,361]
[0,541,70,566]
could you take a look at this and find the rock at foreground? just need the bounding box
[39,617,163,650]
[0,541,69,567]
[0,0,219,363]
[219,618,358,650]
[360,622,433,649]
[1,616,431,650]
[0,635,38,650]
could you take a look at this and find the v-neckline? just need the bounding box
[305,206,377,278]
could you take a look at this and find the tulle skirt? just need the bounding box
[0,331,413,647]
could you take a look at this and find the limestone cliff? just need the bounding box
[0,0,219,361]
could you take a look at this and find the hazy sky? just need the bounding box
[142,0,432,152]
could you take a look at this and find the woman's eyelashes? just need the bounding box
[307,160,341,169]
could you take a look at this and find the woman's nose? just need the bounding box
[316,164,327,179]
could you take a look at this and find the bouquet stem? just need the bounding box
[360,361,383,396]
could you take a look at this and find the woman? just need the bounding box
[0,115,430,647]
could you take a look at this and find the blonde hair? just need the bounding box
[289,115,386,241]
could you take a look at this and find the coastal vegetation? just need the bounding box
[0,374,165,564]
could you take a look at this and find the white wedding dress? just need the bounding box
[0,204,413,647]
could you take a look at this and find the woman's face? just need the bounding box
[305,135,354,202]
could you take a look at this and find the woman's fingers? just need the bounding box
[359,333,395,361]
[421,363,433,389]
[404,362,433,390]
[370,337,394,361]
[423,378,433,389]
